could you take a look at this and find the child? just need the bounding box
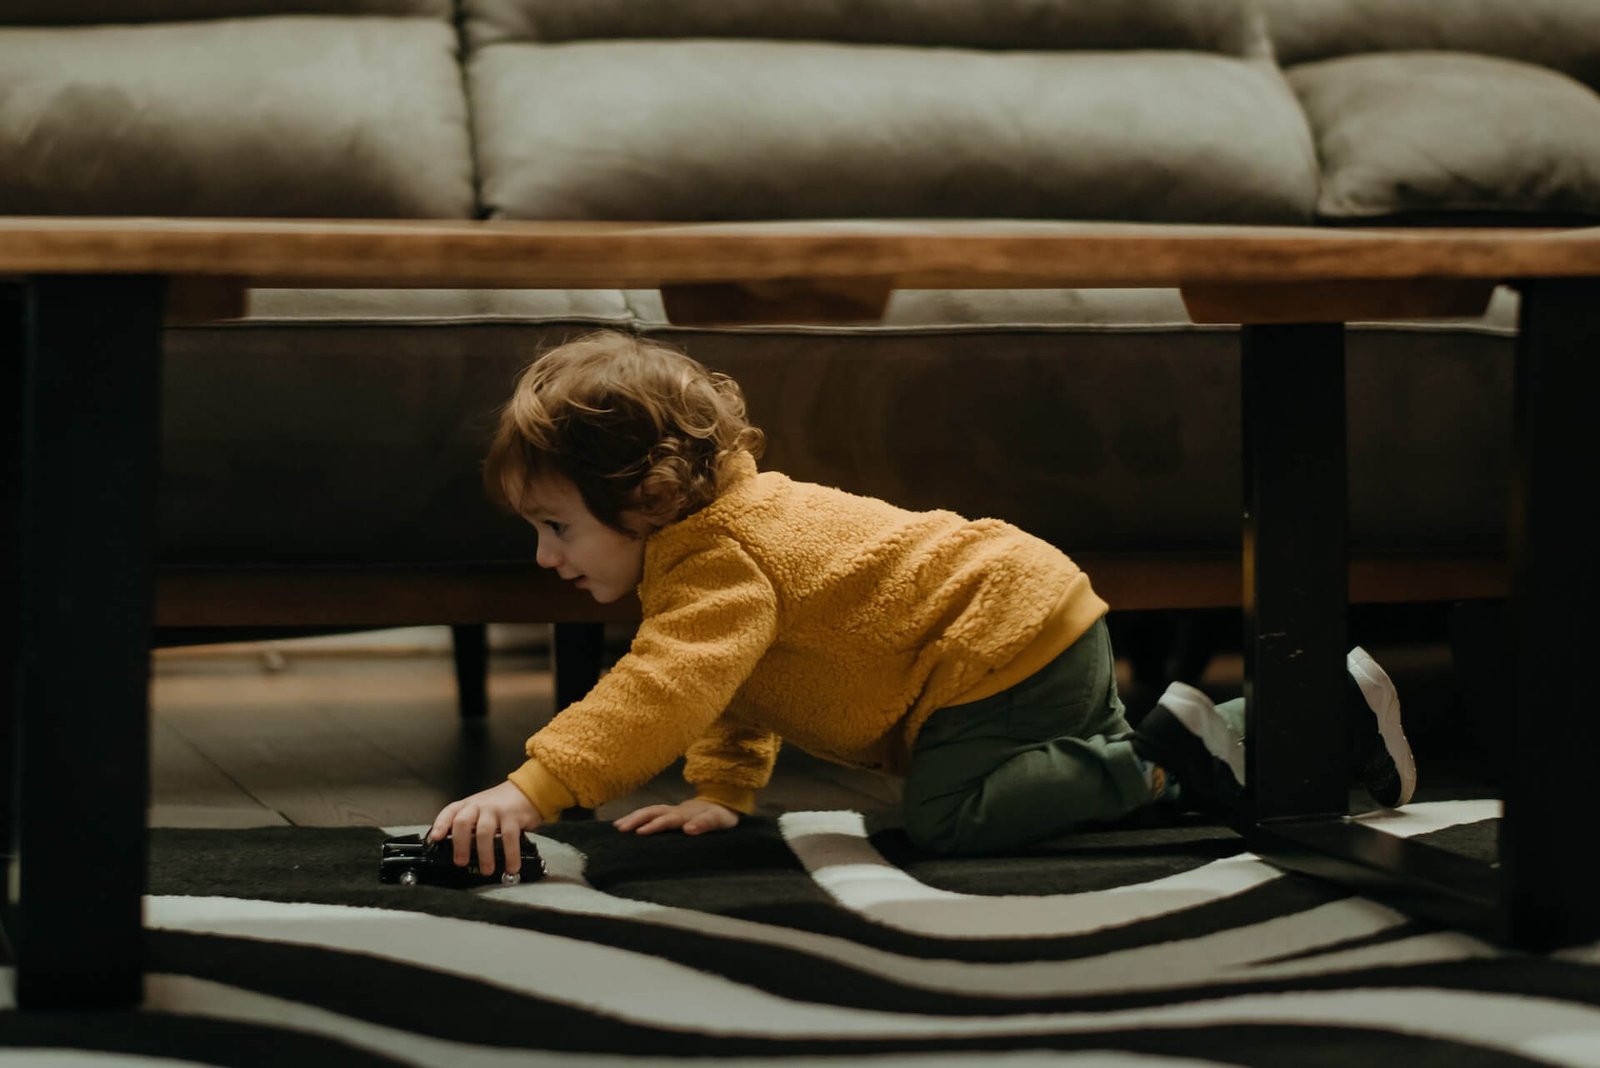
[429,331,1415,875]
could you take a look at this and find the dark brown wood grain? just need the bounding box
[3,218,1598,293]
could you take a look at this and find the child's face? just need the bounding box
[518,474,648,604]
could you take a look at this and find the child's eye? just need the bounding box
[545,521,566,537]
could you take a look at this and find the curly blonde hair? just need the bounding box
[485,331,764,532]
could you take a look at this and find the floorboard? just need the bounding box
[148,637,890,830]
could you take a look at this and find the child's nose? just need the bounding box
[535,537,561,570]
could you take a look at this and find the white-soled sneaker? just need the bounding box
[1347,646,1417,808]
[1132,681,1246,817]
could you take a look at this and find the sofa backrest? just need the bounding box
[7,0,1595,226]
[464,0,1320,225]
[0,1,473,217]
[1267,0,1600,93]
[1266,0,1600,223]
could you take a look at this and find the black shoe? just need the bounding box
[1347,646,1417,808]
[1132,682,1245,817]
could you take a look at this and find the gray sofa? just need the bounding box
[4,0,1599,697]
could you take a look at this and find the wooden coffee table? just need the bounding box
[4,218,1598,1007]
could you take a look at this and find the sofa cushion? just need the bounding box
[1267,0,1600,92]
[245,288,646,324]
[172,316,1509,562]
[466,0,1268,55]
[0,1,448,23]
[1289,52,1600,221]
[159,286,1516,566]
[471,40,1317,223]
[0,16,474,217]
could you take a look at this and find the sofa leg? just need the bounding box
[1446,599,1508,783]
[552,621,605,711]
[552,622,605,819]
[451,623,488,719]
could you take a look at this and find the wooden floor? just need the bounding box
[149,628,904,830]
[149,625,1481,831]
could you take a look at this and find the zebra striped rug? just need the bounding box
[5,800,1600,1066]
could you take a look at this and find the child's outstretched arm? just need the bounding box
[613,797,739,836]
[428,781,543,877]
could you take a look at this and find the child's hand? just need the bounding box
[613,798,739,836]
[429,781,543,877]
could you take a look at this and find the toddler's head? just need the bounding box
[486,330,764,533]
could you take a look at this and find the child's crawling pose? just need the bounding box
[431,331,1415,875]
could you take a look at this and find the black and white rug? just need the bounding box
[5,799,1600,1066]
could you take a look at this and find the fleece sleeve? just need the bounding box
[514,536,779,812]
[683,712,782,815]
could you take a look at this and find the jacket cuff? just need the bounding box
[507,757,577,823]
[694,782,758,815]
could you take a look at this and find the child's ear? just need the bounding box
[625,486,676,533]
[624,508,666,538]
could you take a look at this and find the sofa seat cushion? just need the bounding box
[0,16,474,217]
[157,286,1515,568]
[241,286,1206,330]
[1,0,449,22]
[470,39,1318,224]
[244,287,647,324]
[1289,51,1600,221]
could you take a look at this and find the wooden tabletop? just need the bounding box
[2,216,1599,289]
[7,216,1600,324]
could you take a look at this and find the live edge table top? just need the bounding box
[2,217,1600,290]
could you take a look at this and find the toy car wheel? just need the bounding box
[501,871,521,886]
[399,870,419,887]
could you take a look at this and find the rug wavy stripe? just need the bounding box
[151,832,1413,996]
[0,997,408,1067]
[148,895,1096,1033]
[777,801,1499,939]
[500,818,1385,964]
[93,956,1600,1068]
[481,846,1358,964]
[785,815,1279,938]
[148,887,1481,1015]
[91,974,1328,1068]
[0,1055,220,1068]
[480,809,1492,995]
[356,824,1356,965]
[146,916,1600,1029]
[476,836,1453,998]
[491,870,1450,999]
[139,899,1600,1063]
[158,874,1373,1001]
[146,905,1600,1026]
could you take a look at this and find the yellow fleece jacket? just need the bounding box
[507,455,1108,819]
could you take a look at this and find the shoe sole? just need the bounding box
[1347,646,1417,807]
[1160,681,1246,786]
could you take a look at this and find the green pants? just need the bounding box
[902,619,1153,855]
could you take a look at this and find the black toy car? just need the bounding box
[379,830,547,887]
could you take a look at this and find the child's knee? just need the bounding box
[903,801,993,855]
[902,803,964,855]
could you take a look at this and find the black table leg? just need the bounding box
[1240,323,1350,825]
[2,290,20,863]
[1502,279,1600,949]
[2,275,165,1008]
[1237,322,1504,938]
